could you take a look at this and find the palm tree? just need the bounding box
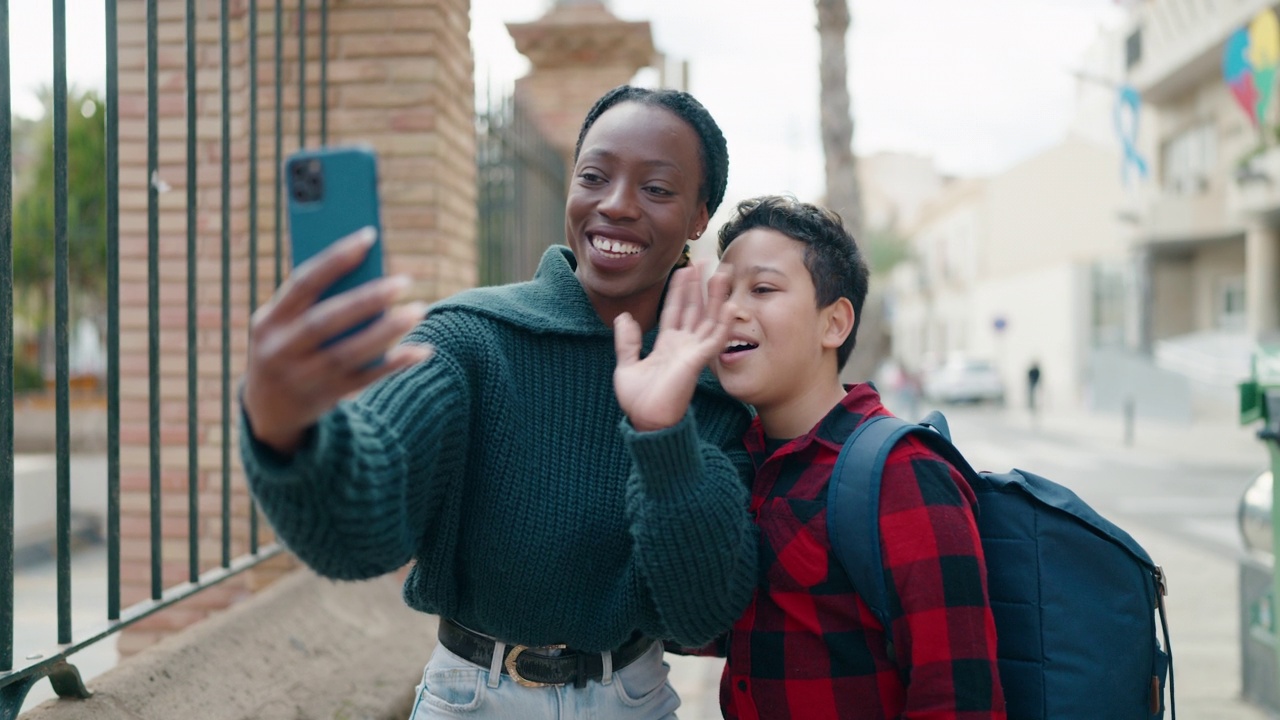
[816,0,888,383]
[815,0,862,238]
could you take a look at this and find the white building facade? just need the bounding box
[889,3,1280,422]
[1124,0,1280,402]
[889,136,1131,414]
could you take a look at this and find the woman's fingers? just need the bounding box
[329,301,427,369]
[614,312,642,368]
[271,227,379,321]
[706,265,737,335]
[660,266,693,331]
[704,264,732,327]
[679,263,705,332]
[296,301,428,381]
[273,274,410,358]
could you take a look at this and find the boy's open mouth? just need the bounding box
[723,340,758,354]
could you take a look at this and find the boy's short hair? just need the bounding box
[717,196,870,371]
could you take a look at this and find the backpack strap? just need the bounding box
[919,410,952,441]
[1157,567,1177,720]
[827,412,979,652]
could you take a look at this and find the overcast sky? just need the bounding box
[11,0,1125,206]
[481,0,1127,206]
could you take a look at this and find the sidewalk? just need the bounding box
[1003,403,1265,475]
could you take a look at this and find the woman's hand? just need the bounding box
[241,227,433,455]
[614,263,735,432]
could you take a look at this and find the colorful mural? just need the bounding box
[1223,9,1280,130]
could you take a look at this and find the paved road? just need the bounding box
[942,404,1261,563]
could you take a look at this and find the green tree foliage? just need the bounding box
[863,226,910,276]
[12,87,107,325]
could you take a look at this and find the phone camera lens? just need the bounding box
[288,156,324,202]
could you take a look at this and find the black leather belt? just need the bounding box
[437,618,654,688]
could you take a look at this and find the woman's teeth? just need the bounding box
[591,236,642,255]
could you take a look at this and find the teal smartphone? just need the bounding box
[285,146,384,347]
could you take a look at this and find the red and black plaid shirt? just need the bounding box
[721,384,1005,720]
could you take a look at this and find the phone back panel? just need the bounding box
[285,146,384,301]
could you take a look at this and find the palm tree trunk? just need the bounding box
[816,0,887,384]
[815,0,862,239]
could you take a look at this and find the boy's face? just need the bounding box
[714,228,842,411]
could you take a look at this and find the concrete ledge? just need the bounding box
[20,569,437,720]
[14,398,108,453]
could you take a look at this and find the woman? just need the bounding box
[238,86,756,719]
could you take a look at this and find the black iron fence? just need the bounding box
[0,0,340,714]
[477,91,566,287]
[1,3,567,716]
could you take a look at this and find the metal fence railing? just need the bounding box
[0,1,341,715]
[477,91,566,287]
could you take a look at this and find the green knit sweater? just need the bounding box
[240,246,757,652]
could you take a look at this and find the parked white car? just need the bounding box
[923,358,1005,405]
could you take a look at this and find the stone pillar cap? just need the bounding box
[508,2,654,71]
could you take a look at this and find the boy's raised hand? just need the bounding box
[614,263,735,432]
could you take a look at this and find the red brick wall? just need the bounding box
[115,0,475,655]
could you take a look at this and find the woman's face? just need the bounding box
[566,102,709,325]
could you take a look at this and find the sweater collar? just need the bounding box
[431,246,632,338]
[431,245,736,401]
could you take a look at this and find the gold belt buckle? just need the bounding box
[504,644,567,688]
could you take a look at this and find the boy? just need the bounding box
[614,196,1004,719]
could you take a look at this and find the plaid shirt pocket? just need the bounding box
[756,498,830,591]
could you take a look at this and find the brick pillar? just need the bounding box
[115,0,475,655]
[506,1,654,169]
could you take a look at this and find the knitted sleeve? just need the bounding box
[238,313,475,581]
[620,403,757,648]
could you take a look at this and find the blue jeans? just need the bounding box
[408,639,681,719]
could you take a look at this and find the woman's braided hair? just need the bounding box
[573,85,730,219]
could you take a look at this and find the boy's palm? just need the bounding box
[614,265,734,432]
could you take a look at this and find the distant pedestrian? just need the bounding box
[1027,361,1042,414]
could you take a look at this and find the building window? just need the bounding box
[1161,122,1217,195]
[1091,262,1128,348]
[1125,27,1142,69]
[1218,276,1246,331]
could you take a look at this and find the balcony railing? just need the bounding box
[1129,0,1274,103]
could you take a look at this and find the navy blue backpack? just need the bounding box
[828,411,1174,719]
